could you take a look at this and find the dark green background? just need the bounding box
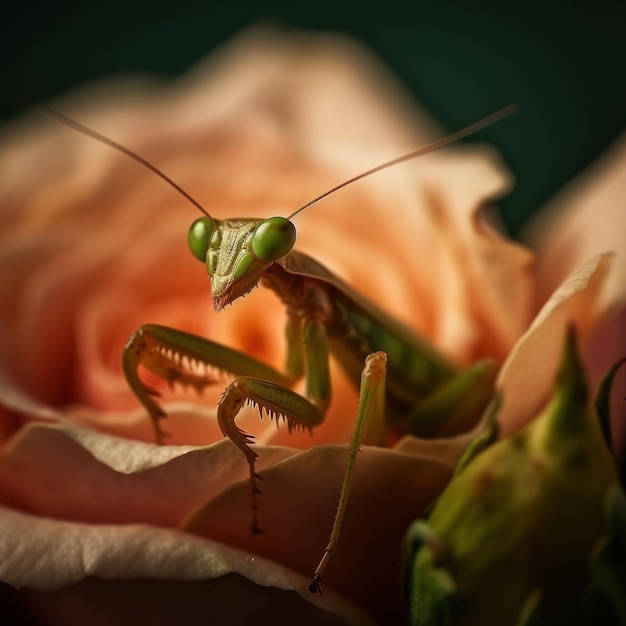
[3,1,625,235]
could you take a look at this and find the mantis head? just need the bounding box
[33,104,517,312]
[188,215,297,311]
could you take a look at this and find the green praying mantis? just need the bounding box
[36,102,516,593]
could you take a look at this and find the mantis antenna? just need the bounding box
[32,103,213,219]
[34,102,517,221]
[287,104,518,220]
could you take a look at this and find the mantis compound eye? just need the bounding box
[251,217,297,263]
[188,216,216,261]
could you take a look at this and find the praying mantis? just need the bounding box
[36,103,516,593]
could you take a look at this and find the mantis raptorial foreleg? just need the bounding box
[123,323,296,443]
[217,376,324,534]
[123,322,330,533]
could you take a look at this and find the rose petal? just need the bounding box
[0,422,295,525]
[182,444,452,623]
[497,254,614,435]
[0,506,371,626]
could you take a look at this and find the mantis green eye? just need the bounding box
[251,217,296,263]
[188,217,216,262]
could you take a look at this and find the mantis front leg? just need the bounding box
[216,376,323,535]
[123,318,335,525]
[122,323,301,443]
[123,323,325,530]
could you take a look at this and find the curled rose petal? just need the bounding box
[0,423,294,524]
[497,253,614,435]
[0,506,372,626]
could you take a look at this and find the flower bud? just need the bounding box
[404,326,621,626]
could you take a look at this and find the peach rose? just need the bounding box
[0,27,624,625]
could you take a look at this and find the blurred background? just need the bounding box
[2,0,625,235]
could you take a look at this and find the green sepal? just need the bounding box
[403,520,436,601]
[420,397,500,523]
[452,393,501,479]
[515,590,542,626]
[594,357,626,456]
[404,521,456,626]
